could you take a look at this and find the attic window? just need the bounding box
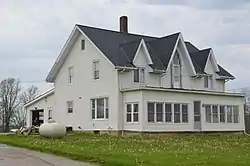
[81,40,85,50]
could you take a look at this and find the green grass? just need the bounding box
[0,133,250,166]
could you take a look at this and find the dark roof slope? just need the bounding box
[190,49,211,71]
[185,41,200,53]
[217,65,235,78]
[77,24,233,78]
[146,33,180,68]
[77,24,157,67]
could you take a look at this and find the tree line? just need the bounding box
[0,77,39,132]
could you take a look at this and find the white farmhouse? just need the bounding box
[25,16,245,134]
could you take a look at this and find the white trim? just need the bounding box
[76,26,115,68]
[91,96,109,120]
[124,102,140,124]
[166,33,196,76]
[46,25,79,82]
[23,88,54,108]
[204,49,219,72]
[179,33,197,75]
[121,86,245,97]
[132,39,153,65]
[46,25,115,82]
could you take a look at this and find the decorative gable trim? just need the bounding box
[46,25,115,83]
[166,33,196,76]
[132,39,153,65]
[204,49,219,72]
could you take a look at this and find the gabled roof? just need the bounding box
[46,23,235,82]
[217,65,235,79]
[23,88,54,108]
[190,48,211,71]
[77,24,157,68]
[185,41,200,53]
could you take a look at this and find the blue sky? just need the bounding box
[0,0,249,92]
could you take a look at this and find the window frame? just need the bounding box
[91,97,109,120]
[67,101,73,113]
[172,51,182,88]
[133,68,145,83]
[48,108,52,120]
[68,66,74,85]
[204,104,240,124]
[204,75,209,88]
[147,101,188,124]
[81,39,85,50]
[125,102,139,123]
[93,60,100,80]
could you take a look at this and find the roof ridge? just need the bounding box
[76,24,158,39]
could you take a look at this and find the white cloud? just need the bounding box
[0,0,249,91]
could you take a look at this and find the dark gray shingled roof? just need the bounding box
[77,24,233,78]
[190,48,211,71]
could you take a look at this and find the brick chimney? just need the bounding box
[120,16,128,33]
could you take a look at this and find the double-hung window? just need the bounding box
[172,52,181,87]
[204,76,209,88]
[156,103,164,122]
[48,109,52,120]
[126,103,139,123]
[219,106,226,123]
[204,75,213,89]
[68,67,73,84]
[227,106,233,123]
[134,68,145,83]
[212,105,218,123]
[67,101,73,113]
[233,106,239,123]
[165,103,172,123]
[205,104,239,123]
[93,60,100,80]
[205,105,212,123]
[147,102,188,123]
[91,97,109,120]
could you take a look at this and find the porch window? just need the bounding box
[165,103,172,122]
[233,106,239,123]
[219,106,226,123]
[227,106,233,123]
[156,103,163,122]
[182,104,188,123]
[174,104,181,123]
[147,102,188,123]
[126,103,139,123]
[212,105,218,123]
[205,105,211,123]
[91,97,109,120]
[147,102,155,122]
[205,104,239,124]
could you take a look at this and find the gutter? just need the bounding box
[120,86,245,97]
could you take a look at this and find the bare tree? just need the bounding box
[20,85,39,104]
[11,85,39,128]
[0,77,21,132]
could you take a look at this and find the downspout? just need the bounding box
[117,68,126,135]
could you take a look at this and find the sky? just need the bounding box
[0,0,249,93]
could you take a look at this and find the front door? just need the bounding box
[193,101,201,131]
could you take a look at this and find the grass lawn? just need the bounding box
[0,133,250,166]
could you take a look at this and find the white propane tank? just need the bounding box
[39,119,66,138]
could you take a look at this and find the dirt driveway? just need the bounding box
[0,144,95,166]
